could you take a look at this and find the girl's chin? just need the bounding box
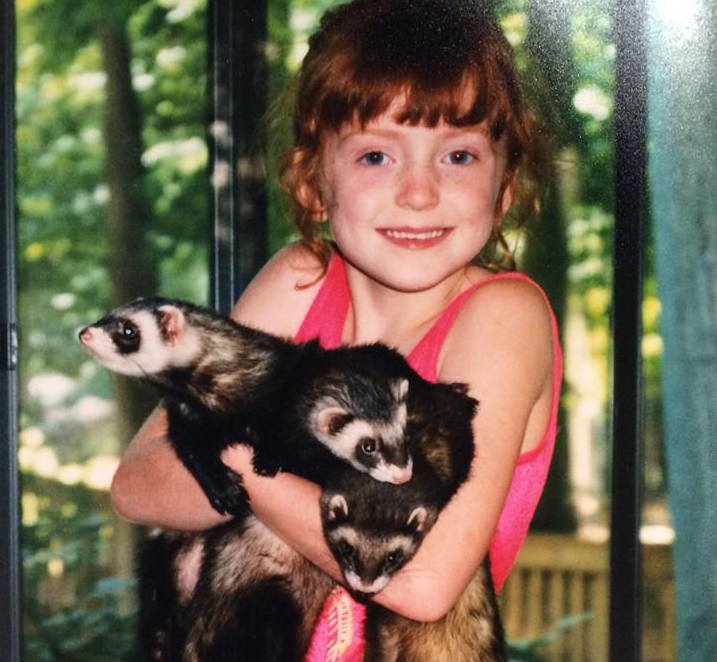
[371,265,468,293]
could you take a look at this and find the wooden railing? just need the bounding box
[499,534,675,662]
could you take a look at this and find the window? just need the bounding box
[5,1,711,660]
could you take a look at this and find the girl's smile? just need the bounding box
[377,226,454,249]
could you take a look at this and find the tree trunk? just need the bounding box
[647,3,717,659]
[99,20,157,579]
[99,20,158,439]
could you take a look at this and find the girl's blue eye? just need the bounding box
[360,151,387,166]
[446,150,475,165]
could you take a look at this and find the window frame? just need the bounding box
[1,0,21,659]
[610,1,647,659]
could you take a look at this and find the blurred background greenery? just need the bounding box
[14,0,675,659]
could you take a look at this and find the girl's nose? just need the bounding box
[395,165,439,210]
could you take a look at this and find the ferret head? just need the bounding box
[309,371,412,484]
[321,483,438,598]
[78,298,203,380]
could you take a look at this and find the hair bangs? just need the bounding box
[306,61,514,145]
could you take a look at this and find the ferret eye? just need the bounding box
[384,550,404,571]
[360,437,380,455]
[120,321,138,339]
[338,541,355,562]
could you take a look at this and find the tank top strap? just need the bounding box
[294,252,349,348]
[406,271,547,381]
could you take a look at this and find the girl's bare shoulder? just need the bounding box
[439,273,554,395]
[230,242,328,338]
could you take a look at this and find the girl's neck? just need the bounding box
[340,260,478,353]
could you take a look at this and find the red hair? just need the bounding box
[280,0,548,271]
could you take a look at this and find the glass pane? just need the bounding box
[16,1,209,658]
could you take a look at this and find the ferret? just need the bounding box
[79,297,498,660]
[321,380,507,662]
[79,296,416,518]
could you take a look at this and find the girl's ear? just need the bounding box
[290,150,328,222]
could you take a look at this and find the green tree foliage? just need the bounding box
[17,0,209,656]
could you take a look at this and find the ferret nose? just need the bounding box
[391,464,413,484]
[78,327,93,345]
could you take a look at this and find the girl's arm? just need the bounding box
[370,279,555,620]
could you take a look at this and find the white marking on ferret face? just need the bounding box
[311,398,412,482]
[79,325,128,370]
[345,569,390,595]
[79,307,203,377]
[371,401,407,450]
[327,525,360,547]
[370,456,413,484]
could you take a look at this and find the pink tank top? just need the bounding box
[301,253,563,662]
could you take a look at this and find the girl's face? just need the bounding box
[319,106,513,293]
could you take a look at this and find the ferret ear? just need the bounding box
[392,378,409,401]
[317,405,351,436]
[406,506,428,533]
[326,494,349,522]
[158,305,185,344]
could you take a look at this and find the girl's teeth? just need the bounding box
[386,229,444,239]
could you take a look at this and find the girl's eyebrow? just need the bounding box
[338,128,403,144]
[338,125,489,146]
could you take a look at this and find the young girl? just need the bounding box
[112,0,562,659]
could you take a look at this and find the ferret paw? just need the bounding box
[205,469,250,517]
[251,454,281,477]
